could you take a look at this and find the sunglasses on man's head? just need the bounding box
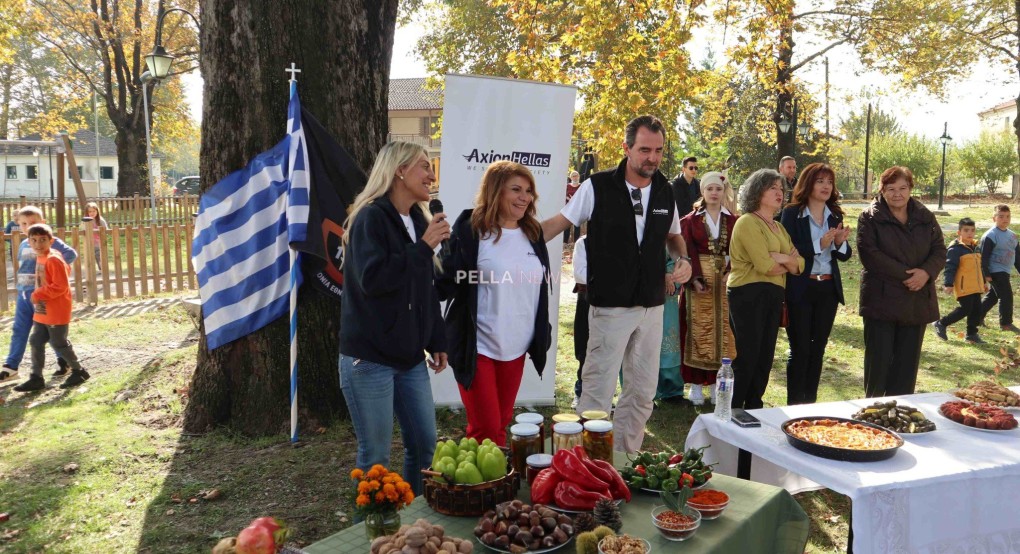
[631,188,643,216]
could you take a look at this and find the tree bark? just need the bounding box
[115,126,150,196]
[0,63,12,139]
[183,0,397,436]
[1013,0,1020,202]
[775,4,795,162]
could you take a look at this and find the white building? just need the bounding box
[0,130,162,199]
[978,99,1017,133]
[977,99,1019,196]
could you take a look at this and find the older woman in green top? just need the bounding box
[728,169,804,409]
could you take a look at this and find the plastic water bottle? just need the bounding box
[714,358,734,422]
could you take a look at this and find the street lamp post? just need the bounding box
[145,7,200,79]
[937,122,952,211]
[141,7,199,224]
[141,71,158,224]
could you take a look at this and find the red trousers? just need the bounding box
[458,354,526,447]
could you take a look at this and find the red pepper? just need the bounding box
[679,473,694,488]
[572,445,590,460]
[669,453,684,465]
[530,467,561,505]
[552,449,610,491]
[589,458,632,502]
[635,465,647,476]
[554,480,611,511]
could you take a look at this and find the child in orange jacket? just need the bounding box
[12,223,88,392]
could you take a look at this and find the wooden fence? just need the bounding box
[1,220,197,312]
[0,194,200,228]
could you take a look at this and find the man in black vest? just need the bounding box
[670,156,701,217]
[542,115,693,453]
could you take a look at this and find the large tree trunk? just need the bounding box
[115,126,150,196]
[1013,2,1020,203]
[183,0,397,435]
[775,6,795,162]
[0,63,12,139]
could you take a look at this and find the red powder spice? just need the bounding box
[690,489,729,505]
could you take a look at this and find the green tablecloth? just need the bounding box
[306,463,808,553]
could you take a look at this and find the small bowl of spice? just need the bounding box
[597,534,651,554]
[687,488,730,520]
[651,505,701,541]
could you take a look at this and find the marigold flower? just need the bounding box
[375,491,386,503]
[371,464,387,474]
[396,482,410,493]
[350,468,364,480]
[383,483,396,495]
[356,494,370,506]
[403,491,415,504]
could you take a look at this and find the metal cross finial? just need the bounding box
[285,63,301,83]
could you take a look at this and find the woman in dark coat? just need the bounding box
[780,163,853,405]
[857,166,946,397]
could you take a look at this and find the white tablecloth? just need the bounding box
[685,389,1020,553]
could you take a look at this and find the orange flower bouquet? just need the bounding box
[350,464,415,516]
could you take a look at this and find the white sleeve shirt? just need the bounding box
[559,179,681,247]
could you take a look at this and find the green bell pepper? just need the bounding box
[646,475,661,489]
[661,477,678,492]
[478,451,505,481]
[455,462,484,485]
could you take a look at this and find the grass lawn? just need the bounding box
[1,202,1019,552]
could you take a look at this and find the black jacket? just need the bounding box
[780,204,853,305]
[670,174,700,218]
[857,197,945,325]
[587,158,676,308]
[436,210,552,390]
[339,196,446,370]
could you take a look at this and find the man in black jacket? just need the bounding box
[542,115,693,453]
[670,156,701,218]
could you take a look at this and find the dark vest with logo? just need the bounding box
[586,158,676,308]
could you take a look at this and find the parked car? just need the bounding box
[173,176,201,196]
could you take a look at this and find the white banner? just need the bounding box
[431,74,577,407]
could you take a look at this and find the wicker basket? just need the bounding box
[422,447,521,517]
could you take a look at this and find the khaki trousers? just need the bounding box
[578,304,664,453]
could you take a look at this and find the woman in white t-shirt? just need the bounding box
[438,161,552,446]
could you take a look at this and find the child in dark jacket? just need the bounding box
[933,218,986,344]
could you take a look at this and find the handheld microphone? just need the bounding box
[428,199,450,253]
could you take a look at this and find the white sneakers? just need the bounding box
[689,385,705,406]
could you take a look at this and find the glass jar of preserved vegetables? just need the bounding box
[551,413,581,425]
[552,421,584,455]
[579,410,609,425]
[515,412,545,452]
[525,453,553,483]
[583,420,614,462]
[509,423,541,477]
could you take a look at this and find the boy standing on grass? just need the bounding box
[0,206,77,386]
[979,204,1020,333]
[12,224,88,391]
[933,218,987,344]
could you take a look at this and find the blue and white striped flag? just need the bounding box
[192,89,310,350]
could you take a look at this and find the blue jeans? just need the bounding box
[5,291,63,370]
[339,354,437,497]
[6,291,35,369]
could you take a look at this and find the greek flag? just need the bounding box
[191,88,310,350]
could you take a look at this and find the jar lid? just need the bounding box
[584,420,613,432]
[581,410,609,420]
[516,412,544,425]
[553,421,583,434]
[526,453,554,467]
[552,413,581,423]
[510,423,540,437]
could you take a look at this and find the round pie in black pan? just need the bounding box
[781,416,904,462]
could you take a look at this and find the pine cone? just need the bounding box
[573,512,597,533]
[592,498,622,533]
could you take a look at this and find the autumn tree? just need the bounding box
[957,131,1019,196]
[414,0,707,165]
[27,0,198,196]
[184,0,396,435]
[716,0,976,162]
[931,1,1020,200]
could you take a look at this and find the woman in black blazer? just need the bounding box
[779,163,853,404]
